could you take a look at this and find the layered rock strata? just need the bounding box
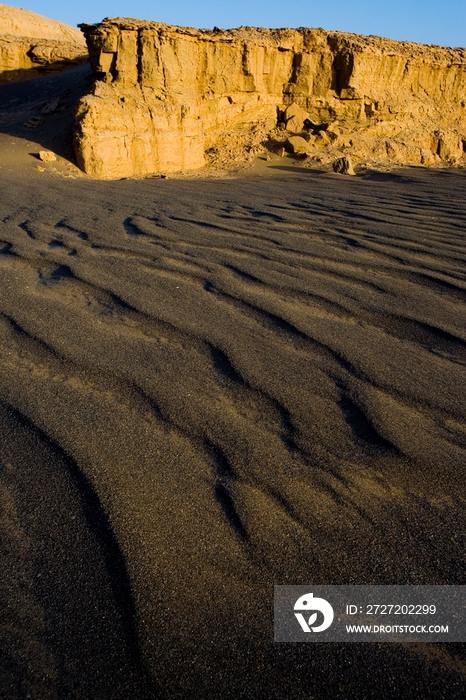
[0,3,87,83]
[74,18,466,178]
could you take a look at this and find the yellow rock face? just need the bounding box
[74,18,466,178]
[0,3,87,82]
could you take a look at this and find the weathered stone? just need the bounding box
[23,116,44,128]
[420,148,437,165]
[333,156,356,175]
[40,96,60,115]
[314,131,331,146]
[315,122,331,133]
[38,150,57,162]
[0,4,86,44]
[364,101,377,117]
[0,4,87,83]
[73,18,466,178]
[285,136,310,154]
[277,147,286,157]
[284,103,309,122]
[340,87,361,100]
[437,133,464,162]
[303,118,319,131]
[286,115,305,133]
[326,129,340,142]
[284,103,309,132]
[384,139,427,164]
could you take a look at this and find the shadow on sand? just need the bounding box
[0,63,92,161]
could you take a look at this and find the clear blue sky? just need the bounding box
[7,1,466,47]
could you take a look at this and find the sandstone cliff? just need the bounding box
[74,18,466,178]
[0,3,87,83]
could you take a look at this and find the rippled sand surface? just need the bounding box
[0,163,465,698]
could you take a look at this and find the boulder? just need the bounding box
[40,97,60,115]
[385,139,425,164]
[332,156,356,175]
[284,103,310,133]
[314,131,331,146]
[23,116,44,128]
[285,136,311,154]
[38,150,57,162]
[437,133,464,162]
[284,103,309,121]
[286,115,305,132]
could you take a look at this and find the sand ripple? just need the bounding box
[0,167,465,698]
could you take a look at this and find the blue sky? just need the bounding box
[7,1,466,47]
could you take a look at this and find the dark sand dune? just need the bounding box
[0,121,465,696]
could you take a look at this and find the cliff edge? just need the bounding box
[74,18,466,178]
[0,3,87,83]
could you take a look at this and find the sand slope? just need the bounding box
[0,75,465,699]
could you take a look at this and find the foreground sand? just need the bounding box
[1,72,466,700]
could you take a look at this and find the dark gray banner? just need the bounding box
[274,586,466,642]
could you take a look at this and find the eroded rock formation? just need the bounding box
[74,18,466,178]
[0,3,87,83]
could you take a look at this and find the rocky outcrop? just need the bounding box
[0,3,87,83]
[74,17,466,178]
